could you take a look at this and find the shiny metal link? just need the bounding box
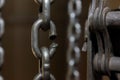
[34,0,54,5]
[0,0,5,80]
[0,47,4,67]
[31,19,57,59]
[32,0,57,80]
[34,73,55,80]
[66,0,82,80]
[34,0,54,30]
[33,47,55,80]
[41,47,50,80]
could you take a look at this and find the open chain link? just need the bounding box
[66,0,82,80]
[31,0,58,80]
[0,0,5,80]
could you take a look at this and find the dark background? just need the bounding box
[1,0,120,80]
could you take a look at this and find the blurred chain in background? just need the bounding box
[66,0,82,80]
[0,0,5,80]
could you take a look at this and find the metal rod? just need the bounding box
[106,11,120,27]
[109,57,120,71]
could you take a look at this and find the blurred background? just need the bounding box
[1,0,120,80]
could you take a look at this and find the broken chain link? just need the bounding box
[66,0,82,80]
[0,0,5,80]
[31,0,58,80]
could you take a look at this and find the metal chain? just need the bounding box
[84,0,113,80]
[31,0,58,80]
[66,0,82,80]
[92,0,112,74]
[0,0,5,80]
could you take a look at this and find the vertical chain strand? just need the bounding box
[0,0,5,80]
[32,0,58,80]
[66,0,82,80]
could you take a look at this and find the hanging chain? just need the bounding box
[31,0,58,80]
[83,0,115,80]
[0,0,5,80]
[66,0,82,80]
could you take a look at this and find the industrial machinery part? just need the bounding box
[84,0,120,80]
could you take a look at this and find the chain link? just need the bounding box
[91,0,112,74]
[0,0,5,80]
[31,0,58,80]
[66,0,82,80]
[84,0,113,80]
